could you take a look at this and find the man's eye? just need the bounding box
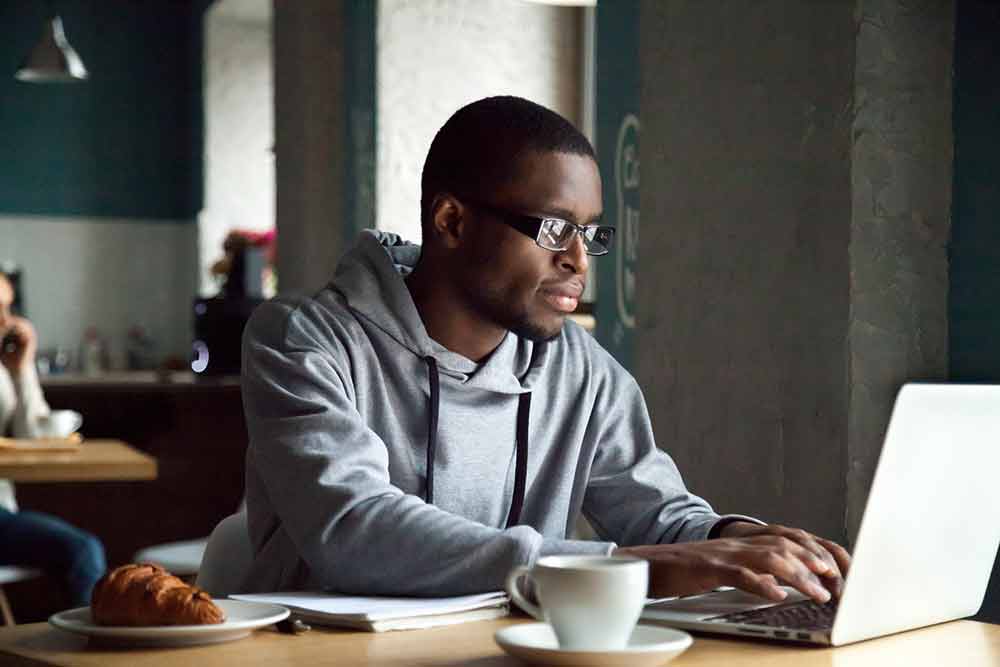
[547,219,566,236]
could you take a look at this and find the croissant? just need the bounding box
[91,563,226,626]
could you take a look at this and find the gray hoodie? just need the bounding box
[240,230,749,595]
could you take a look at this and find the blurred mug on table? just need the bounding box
[35,410,83,439]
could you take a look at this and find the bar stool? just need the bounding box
[0,566,42,625]
[133,540,207,582]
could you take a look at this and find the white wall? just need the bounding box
[376,0,582,242]
[0,215,197,367]
[198,0,274,296]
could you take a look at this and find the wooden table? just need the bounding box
[0,440,157,483]
[0,617,996,666]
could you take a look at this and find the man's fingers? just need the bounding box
[798,542,843,598]
[762,536,832,578]
[768,528,844,593]
[769,530,847,599]
[759,573,779,586]
[818,538,852,576]
[732,538,829,603]
[755,548,831,603]
[634,537,851,603]
[729,566,787,602]
[779,529,840,573]
[786,531,848,599]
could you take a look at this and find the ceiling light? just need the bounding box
[15,16,88,83]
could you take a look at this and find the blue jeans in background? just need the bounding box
[0,508,107,607]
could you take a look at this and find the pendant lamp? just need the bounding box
[14,15,88,83]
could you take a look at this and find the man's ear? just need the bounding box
[429,193,466,250]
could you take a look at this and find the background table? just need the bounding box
[0,617,997,666]
[29,372,246,567]
[0,440,156,483]
[0,439,159,623]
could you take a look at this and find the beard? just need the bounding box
[456,237,564,342]
[507,312,563,342]
[468,281,564,343]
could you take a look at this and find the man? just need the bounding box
[241,96,849,603]
[0,271,107,608]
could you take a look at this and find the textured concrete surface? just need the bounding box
[273,0,347,293]
[376,0,582,242]
[847,0,953,541]
[637,0,952,546]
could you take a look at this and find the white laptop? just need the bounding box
[642,383,1000,646]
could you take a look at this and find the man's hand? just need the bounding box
[1,316,38,375]
[718,522,851,597]
[615,524,851,604]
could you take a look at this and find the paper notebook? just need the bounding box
[229,590,509,632]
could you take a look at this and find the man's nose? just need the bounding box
[557,234,589,276]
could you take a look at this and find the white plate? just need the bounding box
[495,622,692,667]
[49,599,289,648]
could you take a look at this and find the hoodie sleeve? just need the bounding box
[581,367,762,545]
[242,300,598,596]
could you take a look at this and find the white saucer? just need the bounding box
[49,599,289,648]
[494,622,693,666]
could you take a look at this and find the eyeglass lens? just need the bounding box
[539,219,613,255]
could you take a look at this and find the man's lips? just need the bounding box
[539,281,584,313]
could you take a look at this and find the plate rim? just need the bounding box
[495,621,693,655]
[49,599,290,639]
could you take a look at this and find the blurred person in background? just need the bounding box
[0,271,106,607]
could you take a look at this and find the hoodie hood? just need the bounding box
[330,229,548,395]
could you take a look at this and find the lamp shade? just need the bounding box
[14,16,88,83]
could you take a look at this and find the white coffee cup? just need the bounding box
[506,554,649,651]
[35,410,83,438]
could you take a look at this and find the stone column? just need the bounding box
[637,0,953,545]
[273,0,347,293]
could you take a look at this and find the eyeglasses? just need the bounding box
[465,199,615,256]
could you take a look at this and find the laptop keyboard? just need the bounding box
[707,599,838,631]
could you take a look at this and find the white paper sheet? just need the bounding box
[230,590,508,622]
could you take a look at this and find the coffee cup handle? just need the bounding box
[505,565,544,620]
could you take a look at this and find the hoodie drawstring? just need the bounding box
[425,356,440,506]
[424,356,530,527]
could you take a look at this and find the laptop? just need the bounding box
[641,383,1000,646]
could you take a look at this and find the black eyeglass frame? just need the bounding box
[462,198,616,256]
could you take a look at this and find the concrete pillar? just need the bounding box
[273,0,347,293]
[637,0,953,545]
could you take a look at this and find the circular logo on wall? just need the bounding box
[615,114,640,330]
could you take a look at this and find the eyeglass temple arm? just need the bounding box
[492,209,544,240]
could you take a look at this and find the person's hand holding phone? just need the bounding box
[0,315,38,375]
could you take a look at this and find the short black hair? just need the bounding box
[420,96,596,234]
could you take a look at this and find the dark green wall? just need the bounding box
[951,0,1000,382]
[594,0,640,371]
[952,0,1000,626]
[344,0,376,237]
[0,0,207,220]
